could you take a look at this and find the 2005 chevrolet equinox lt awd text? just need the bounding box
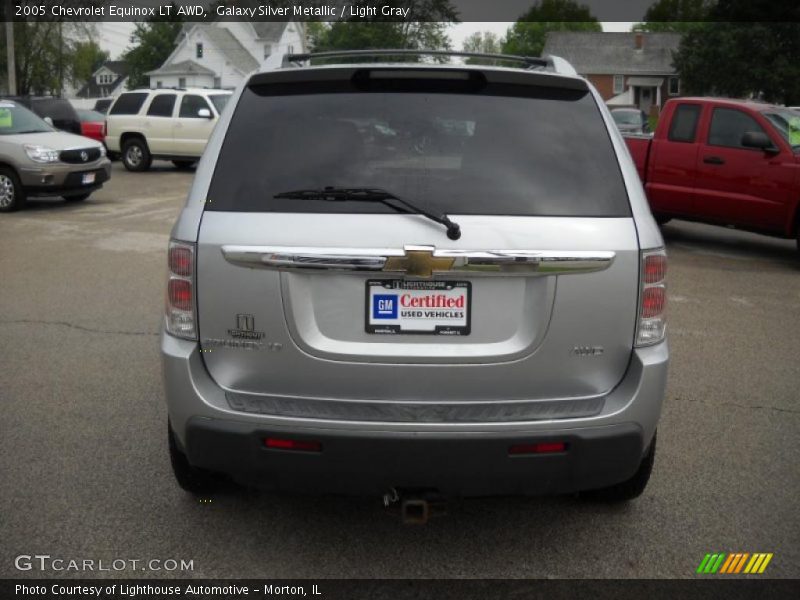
[162,50,669,511]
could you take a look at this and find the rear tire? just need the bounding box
[580,431,657,503]
[0,167,26,212]
[122,138,151,172]
[654,214,671,226]
[172,160,196,170]
[168,421,222,495]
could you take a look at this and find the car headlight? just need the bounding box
[24,144,60,163]
[98,144,106,158]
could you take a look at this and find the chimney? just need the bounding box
[635,33,644,50]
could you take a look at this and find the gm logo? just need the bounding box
[372,294,397,319]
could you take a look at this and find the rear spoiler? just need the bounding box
[247,65,588,93]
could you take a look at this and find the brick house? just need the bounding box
[543,32,682,117]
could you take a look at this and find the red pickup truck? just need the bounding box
[624,97,800,249]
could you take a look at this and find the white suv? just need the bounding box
[105,88,232,171]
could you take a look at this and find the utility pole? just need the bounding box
[5,0,16,94]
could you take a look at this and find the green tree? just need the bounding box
[121,4,183,89]
[502,0,601,57]
[631,0,712,33]
[70,40,108,88]
[462,31,502,54]
[0,14,98,95]
[673,21,800,104]
[461,31,504,65]
[309,1,457,59]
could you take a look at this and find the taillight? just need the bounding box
[636,249,667,346]
[165,240,196,340]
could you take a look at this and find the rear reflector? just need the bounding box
[509,442,567,455]
[264,438,322,452]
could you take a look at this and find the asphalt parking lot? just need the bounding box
[1,162,798,579]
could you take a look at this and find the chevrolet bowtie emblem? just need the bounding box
[383,250,455,278]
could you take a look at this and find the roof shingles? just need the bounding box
[543,32,681,75]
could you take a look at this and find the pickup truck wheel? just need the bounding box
[172,160,196,170]
[580,431,656,503]
[168,421,223,495]
[0,167,26,212]
[122,138,151,172]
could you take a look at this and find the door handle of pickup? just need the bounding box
[703,155,725,165]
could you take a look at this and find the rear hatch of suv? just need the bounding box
[194,66,640,419]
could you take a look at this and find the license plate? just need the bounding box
[82,172,96,185]
[366,280,471,335]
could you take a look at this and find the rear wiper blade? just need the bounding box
[274,186,461,240]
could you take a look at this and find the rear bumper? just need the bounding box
[182,417,644,496]
[162,334,668,496]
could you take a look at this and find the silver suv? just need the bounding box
[162,51,669,509]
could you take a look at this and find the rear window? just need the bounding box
[110,93,148,115]
[668,104,701,142]
[208,94,230,114]
[207,77,630,217]
[147,94,176,117]
[30,98,77,120]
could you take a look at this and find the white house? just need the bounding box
[146,22,306,90]
[75,61,130,100]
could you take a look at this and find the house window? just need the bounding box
[668,77,680,96]
[613,75,624,95]
[196,43,203,59]
[178,77,186,88]
[287,45,294,54]
[264,44,270,59]
[213,77,221,88]
[156,81,163,89]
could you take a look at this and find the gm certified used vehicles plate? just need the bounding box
[161,50,669,507]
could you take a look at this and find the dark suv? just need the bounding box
[8,97,82,135]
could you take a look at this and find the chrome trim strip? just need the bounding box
[221,245,615,276]
[222,246,403,272]
[226,392,606,423]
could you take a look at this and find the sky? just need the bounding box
[97,22,636,60]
